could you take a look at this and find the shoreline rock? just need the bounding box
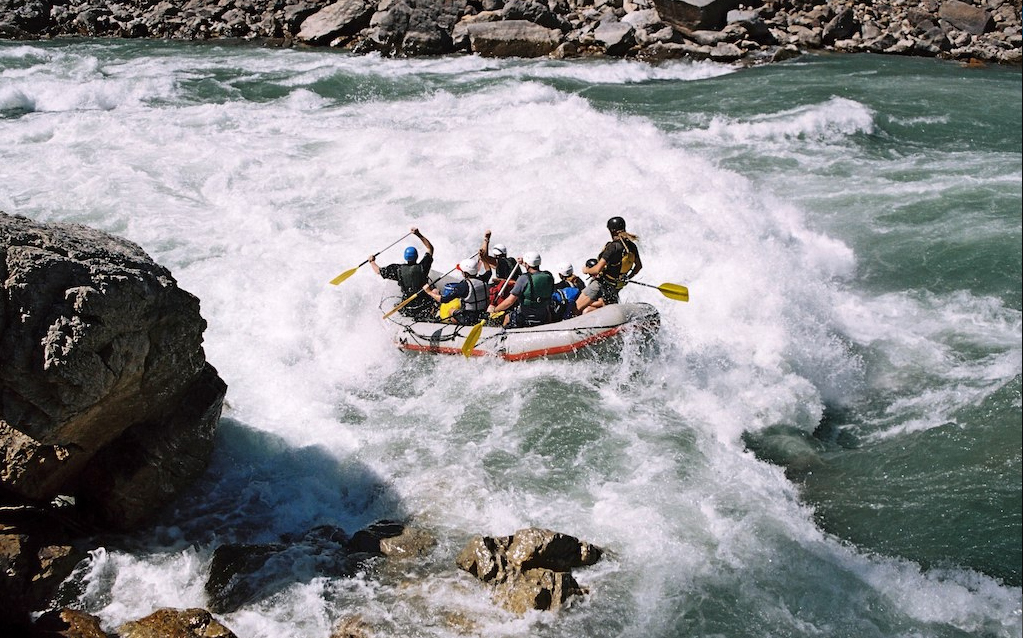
[0,0,1019,65]
[1,212,227,634]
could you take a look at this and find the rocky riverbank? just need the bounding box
[0,0,1020,65]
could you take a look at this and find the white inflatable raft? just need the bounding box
[384,296,660,361]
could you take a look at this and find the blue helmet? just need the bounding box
[403,246,418,262]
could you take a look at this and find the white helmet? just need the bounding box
[490,243,507,257]
[557,262,573,277]
[522,251,541,268]
[459,256,479,276]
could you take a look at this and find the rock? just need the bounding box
[916,24,952,54]
[594,19,635,55]
[708,40,742,60]
[117,608,236,638]
[347,519,404,554]
[621,8,662,31]
[456,528,602,613]
[31,608,108,638]
[402,0,468,55]
[651,0,744,31]
[493,567,585,614]
[504,527,602,571]
[379,526,436,558]
[0,212,226,530]
[456,534,513,582]
[466,20,562,56]
[205,542,287,613]
[205,521,420,613]
[822,6,857,45]
[331,615,370,638]
[296,0,376,45]
[503,0,571,31]
[939,0,994,34]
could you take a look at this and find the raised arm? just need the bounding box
[412,227,434,255]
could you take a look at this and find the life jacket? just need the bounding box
[549,286,581,322]
[488,279,512,307]
[496,257,518,281]
[599,238,636,291]
[461,277,488,312]
[520,271,554,308]
[397,262,426,297]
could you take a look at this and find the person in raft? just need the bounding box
[489,251,555,328]
[369,227,436,321]
[422,255,489,325]
[478,230,519,281]
[576,216,642,314]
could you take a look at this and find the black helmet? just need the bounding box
[585,258,599,269]
[607,216,626,232]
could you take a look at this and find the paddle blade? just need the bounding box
[658,283,689,302]
[461,320,486,358]
[329,266,359,285]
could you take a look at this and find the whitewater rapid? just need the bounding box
[2,41,1020,638]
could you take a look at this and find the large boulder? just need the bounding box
[0,212,226,529]
[938,0,993,35]
[466,20,561,57]
[651,0,743,31]
[296,0,377,45]
[363,0,467,55]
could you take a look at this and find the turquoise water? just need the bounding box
[2,40,1020,637]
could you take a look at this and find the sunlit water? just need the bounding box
[2,41,1020,638]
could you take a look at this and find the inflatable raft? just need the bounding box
[384,295,660,361]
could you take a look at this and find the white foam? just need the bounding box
[4,43,1019,638]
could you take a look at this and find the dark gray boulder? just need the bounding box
[651,0,743,31]
[0,212,226,529]
[938,0,994,35]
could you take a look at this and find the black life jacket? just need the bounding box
[397,263,426,297]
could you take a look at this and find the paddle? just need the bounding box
[381,256,476,320]
[329,231,412,285]
[626,280,690,302]
[460,263,521,357]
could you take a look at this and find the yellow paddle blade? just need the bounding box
[329,266,359,285]
[658,283,689,302]
[461,320,487,358]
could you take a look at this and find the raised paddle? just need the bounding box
[329,231,412,285]
[460,263,521,357]
[381,255,477,320]
[626,280,690,302]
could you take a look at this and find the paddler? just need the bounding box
[369,227,436,320]
[576,216,642,314]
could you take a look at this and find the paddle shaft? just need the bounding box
[330,231,413,285]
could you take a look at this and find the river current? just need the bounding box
[1,40,1021,638]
